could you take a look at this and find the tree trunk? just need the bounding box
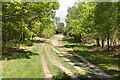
[96,38,100,47]
[31,35,34,40]
[107,33,110,52]
[101,39,105,48]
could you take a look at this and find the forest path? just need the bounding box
[49,34,116,80]
[38,43,53,80]
[44,44,79,80]
[38,34,116,80]
[38,41,79,80]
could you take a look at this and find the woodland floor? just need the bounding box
[1,34,119,80]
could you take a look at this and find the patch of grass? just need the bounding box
[53,71,71,80]
[2,56,44,78]
[50,47,79,75]
[2,44,44,78]
[51,45,98,78]
[76,50,120,78]
[30,40,46,43]
[0,62,2,80]
[62,37,77,44]
[73,55,85,63]
[2,40,33,47]
[42,45,71,80]
[62,37,120,79]
[2,43,39,60]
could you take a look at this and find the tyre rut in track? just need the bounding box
[44,44,79,80]
[38,44,53,80]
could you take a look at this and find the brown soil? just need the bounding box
[38,44,53,80]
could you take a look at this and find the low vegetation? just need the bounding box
[2,43,44,78]
[62,37,120,79]
[50,47,79,74]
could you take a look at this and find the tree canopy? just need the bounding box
[65,2,120,51]
[2,2,59,42]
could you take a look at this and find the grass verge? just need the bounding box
[2,43,44,78]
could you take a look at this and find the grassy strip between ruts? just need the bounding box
[42,44,71,80]
[2,43,44,78]
[51,46,99,78]
[49,45,95,79]
[49,47,78,74]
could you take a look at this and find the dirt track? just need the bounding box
[38,34,116,80]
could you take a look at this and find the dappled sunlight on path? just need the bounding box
[50,34,117,80]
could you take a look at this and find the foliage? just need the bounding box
[56,22,65,34]
[2,2,59,42]
[65,2,119,49]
